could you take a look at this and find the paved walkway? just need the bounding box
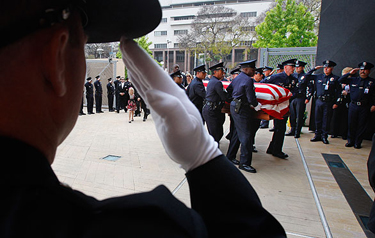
[53,109,374,238]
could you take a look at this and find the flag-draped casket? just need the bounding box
[203,80,292,120]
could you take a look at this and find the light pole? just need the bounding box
[166,39,171,72]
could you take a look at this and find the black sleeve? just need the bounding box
[195,83,206,99]
[186,155,286,238]
[215,82,228,101]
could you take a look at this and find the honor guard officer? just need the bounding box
[306,60,341,144]
[266,59,299,159]
[286,60,310,138]
[263,66,274,78]
[114,75,121,111]
[94,75,104,113]
[85,77,94,114]
[259,66,274,129]
[227,60,261,173]
[186,64,207,120]
[339,62,375,149]
[225,66,241,141]
[170,70,185,90]
[203,62,229,144]
[107,78,115,112]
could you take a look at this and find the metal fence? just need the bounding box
[259,47,317,71]
[85,59,118,107]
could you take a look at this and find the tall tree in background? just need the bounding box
[178,5,253,66]
[253,0,317,48]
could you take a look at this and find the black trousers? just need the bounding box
[95,93,102,112]
[348,103,370,145]
[108,94,114,111]
[202,105,225,144]
[86,95,94,113]
[315,99,333,138]
[289,97,306,136]
[267,117,288,154]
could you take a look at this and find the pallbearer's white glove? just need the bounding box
[254,102,262,111]
[120,38,222,172]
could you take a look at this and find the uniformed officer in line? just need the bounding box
[202,62,228,145]
[116,77,128,113]
[266,59,299,159]
[79,97,86,116]
[172,64,187,87]
[225,67,241,140]
[170,70,185,90]
[251,68,265,152]
[114,75,121,111]
[339,62,375,149]
[94,75,104,113]
[226,60,261,173]
[259,66,274,129]
[276,64,284,74]
[85,77,94,114]
[186,64,207,121]
[306,60,341,144]
[286,60,310,138]
[107,78,115,112]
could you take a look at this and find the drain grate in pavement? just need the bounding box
[102,155,121,162]
[322,153,375,238]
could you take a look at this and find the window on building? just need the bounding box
[174,43,180,48]
[154,51,164,62]
[240,12,257,17]
[154,31,167,36]
[154,44,167,49]
[241,26,256,32]
[240,41,253,46]
[173,15,195,21]
[161,18,167,23]
[235,49,245,62]
[174,30,188,35]
[176,51,185,62]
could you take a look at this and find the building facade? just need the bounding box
[147,0,274,73]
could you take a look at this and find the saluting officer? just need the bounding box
[85,77,94,114]
[170,70,185,90]
[202,62,228,144]
[306,60,341,144]
[339,61,375,149]
[227,60,261,173]
[107,78,115,112]
[286,60,310,138]
[186,64,207,120]
[94,75,104,113]
[266,59,299,159]
[114,75,121,111]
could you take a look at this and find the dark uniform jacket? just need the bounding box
[305,70,341,103]
[0,136,286,237]
[266,71,299,95]
[187,77,206,110]
[94,80,102,95]
[227,72,258,107]
[339,73,375,107]
[85,82,93,96]
[205,76,228,104]
[292,72,311,100]
[107,82,115,95]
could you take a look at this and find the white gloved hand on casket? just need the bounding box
[120,38,222,172]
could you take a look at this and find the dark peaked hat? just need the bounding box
[239,60,256,68]
[194,64,207,72]
[170,70,182,78]
[209,62,225,71]
[323,60,337,67]
[86,77,92,81]
[358,61,374,70]
[295,60,307,67]
[282,59,297,66]
[263,66,273,71]
[1,0,162,47]
[230,67,241,75]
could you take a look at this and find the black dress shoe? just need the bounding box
[310,136,322,142]
[285,131,295,136]
[342,137,347,140]
[354,144,362,149]
[269,128,275,132]
[294,134,300,138]
[229,159,240,165]
[252,146,258,153]
[322,138,329,144]
[273,152,288,159]
[79,112,86,115]
[143,118,146,122]
[345,142,354,147]
[239,164,256,173]
[88,112,95,115]
[266,148,273,154]
[331,135,337,138]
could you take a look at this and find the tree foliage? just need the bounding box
[253,0,318,48]
[178,5,253,65]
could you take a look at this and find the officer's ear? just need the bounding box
[42,26,69,97]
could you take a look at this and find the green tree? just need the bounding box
[253,0,317,48]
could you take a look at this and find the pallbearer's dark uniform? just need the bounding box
[339,61,375,148]
[85,77,94,114]
[266,59,298,159]
[306,60,341,143]
[202,63,228,144]
[187,65,207,121]
[227,60,259,172]
[289,60,310,138]
[107,78,115,112]
[94,75,103,113]
[114,76,121,111]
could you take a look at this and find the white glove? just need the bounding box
[120,38,222,172]
[254,102,262,111]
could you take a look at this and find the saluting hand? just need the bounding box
[120,38,222,172]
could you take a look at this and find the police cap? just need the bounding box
[1,0,162,47]
[194,64,207,72]
[263,66,273,72]
[276,64,283,70]
[295,60,307,67]
[230,67,241,75]
[238,60,256,69]
[209,62,225,71]
[95,75,100,79]
[255,68,264,74]
[170,70,182,78]
[323,60,337,67]
[358,61,374,70]
[108,78,112,81]
[116,76,121,79]
[282,59,297,67]
[86,77,92,81]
